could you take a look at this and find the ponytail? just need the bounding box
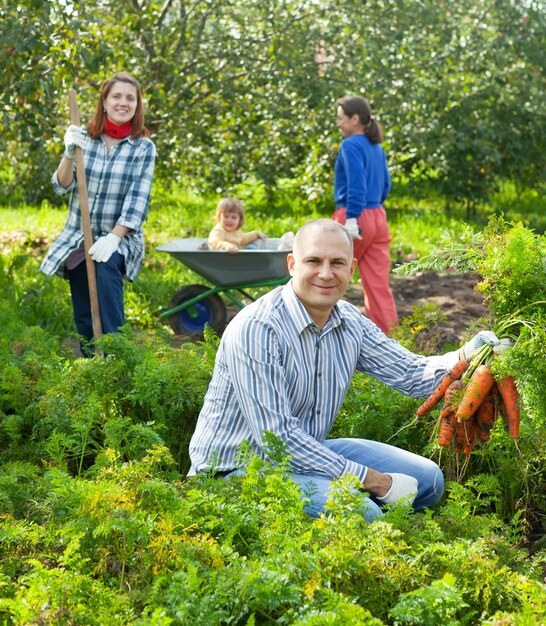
[365,117,383,144]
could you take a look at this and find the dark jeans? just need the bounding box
[67,252,125,356]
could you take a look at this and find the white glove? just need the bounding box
[462,330,499,360]
[345,218,362,240]
[64,125,87,159]
[376,473,418,506]
[88,233,121,263]
[277,231,294,251]
[493,338,515,355]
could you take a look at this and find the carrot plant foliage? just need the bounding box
[0,213,545,624]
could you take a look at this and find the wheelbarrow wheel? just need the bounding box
[168,284,227,335]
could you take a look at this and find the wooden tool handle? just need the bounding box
[68,89,102,339]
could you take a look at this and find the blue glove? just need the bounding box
[463,330,499,360]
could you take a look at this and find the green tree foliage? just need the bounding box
[1,0,545,207]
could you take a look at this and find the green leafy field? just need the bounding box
[1,192,545,625]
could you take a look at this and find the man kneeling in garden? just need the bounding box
[188,218,495,521]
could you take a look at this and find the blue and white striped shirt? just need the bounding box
[40,132,155,281]
[188,282,459,482]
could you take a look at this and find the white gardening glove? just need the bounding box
[64,125,87,159]
[462,330,499,360]
[345,218,362,240]
[493,338,515,355]
[88,233,121,263]
[376,473,418,506]
[277,231,294,251]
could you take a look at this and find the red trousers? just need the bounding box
[332,207,398,334]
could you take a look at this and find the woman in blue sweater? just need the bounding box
[332,95,398,334]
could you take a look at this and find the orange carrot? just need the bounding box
[463,419,478,455]
[455,364,495,422]
[438,406,457,447]
[437,380,465,447]
[462,419,478,456]
[445,378,466,404]
[454,421,467,454]
[496,376,520,438]
[417,359,470,417]
[454,419,477,455]
[475,390,497,443]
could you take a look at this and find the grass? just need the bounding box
[1,178,544,340]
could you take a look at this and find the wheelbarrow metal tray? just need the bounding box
[157,238,290,287]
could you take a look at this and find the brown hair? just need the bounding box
[215,197,245,226]
[87,72,150,140]
[337,95,383,144]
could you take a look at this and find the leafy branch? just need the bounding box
[394,225,485,276]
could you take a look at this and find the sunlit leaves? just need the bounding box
[1,0,545,206]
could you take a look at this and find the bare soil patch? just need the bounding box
[345,269,490,352]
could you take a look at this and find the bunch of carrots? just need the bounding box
[417,338,520,456]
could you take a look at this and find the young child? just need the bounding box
[208,197,267,253]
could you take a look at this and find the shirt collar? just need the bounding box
[281,281,347,335]
[100,134,135,146]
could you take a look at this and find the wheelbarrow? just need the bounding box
[157,238,292,335]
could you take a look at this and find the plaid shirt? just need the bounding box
[40,132,156,281]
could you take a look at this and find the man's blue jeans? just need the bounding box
[67,252,125,356]
[227,438,444,523]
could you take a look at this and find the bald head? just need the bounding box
[287,219,357,328]
[293,219,353,256]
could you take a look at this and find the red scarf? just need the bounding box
[104,118,133,138]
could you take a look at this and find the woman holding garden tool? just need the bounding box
[40,72,156,356]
